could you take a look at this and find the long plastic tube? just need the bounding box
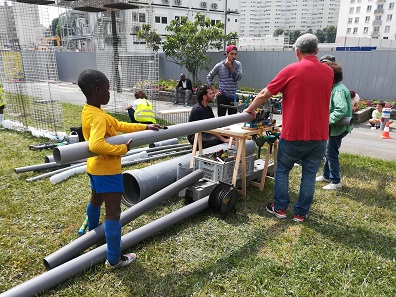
[122,141,256,205]
[48,148,192,185]
[1,197,209,297]
[14,162,70,174]
[44,143,187,163]
[43,169,204,270]
[53,113,255,164]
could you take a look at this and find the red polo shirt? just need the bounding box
[267,55,333,141]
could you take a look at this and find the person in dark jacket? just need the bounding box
[187,85,229,148]
[174,73,193,106]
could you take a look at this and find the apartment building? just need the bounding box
[239,0,340,37]
[148,0,239,36]
[336,0,396,42]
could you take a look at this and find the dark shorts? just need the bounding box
[88,173,124,193]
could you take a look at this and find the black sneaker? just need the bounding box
[266,203,287,219]
[173,100,179,105]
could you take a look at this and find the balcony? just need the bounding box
[372,20,383,25]
[371,31,380,37]
[374,9,384,14]
[376,0,386,3]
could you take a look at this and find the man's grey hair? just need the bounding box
[293,33,318,54]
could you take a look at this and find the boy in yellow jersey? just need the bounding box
[78,69,160,269]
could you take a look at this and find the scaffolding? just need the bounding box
[0,1,64,138]
[0,0,160,137]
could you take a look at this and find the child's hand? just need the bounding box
[146,124,161,131]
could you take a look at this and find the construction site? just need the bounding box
[0,0,159,139]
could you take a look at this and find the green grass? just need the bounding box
[0,104,396,296]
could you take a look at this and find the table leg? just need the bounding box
[232,138,247,197]
[190,132,202,168]
[259,144,272,191]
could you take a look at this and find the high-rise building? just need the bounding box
[239,0,340,37]
[336,0,396,42]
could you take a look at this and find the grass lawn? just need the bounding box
[0,103,395,296]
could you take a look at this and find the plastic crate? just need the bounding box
[194,154,255,183]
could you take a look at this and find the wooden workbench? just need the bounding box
[190,123,280,197]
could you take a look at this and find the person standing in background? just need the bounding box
[207,45,242,116]
[316,62,353,190]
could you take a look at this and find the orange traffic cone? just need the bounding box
[381,122,391,139]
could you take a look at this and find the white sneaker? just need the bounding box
[323,183,342,190]
[105,253,136,270]
[316,175,331,183]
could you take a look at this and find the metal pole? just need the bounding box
[53,112,255,164]
[1,197,209,297]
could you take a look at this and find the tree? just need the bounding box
[315,29,325,43]
[136,13,237,84]
[137,24,162,52]
[323,26,337,43]
[273,28,284,37]
[51,18,60,37]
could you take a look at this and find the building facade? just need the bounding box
[239,0,340,37]
[336,0,396,42]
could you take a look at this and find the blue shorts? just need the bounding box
[88,173,124,193]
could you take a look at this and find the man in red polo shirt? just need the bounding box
[245,33,333,223]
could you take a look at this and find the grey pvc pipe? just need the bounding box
[1,198,209,297]
[43,169,204,270]
[334,116,353,126]
[14,162,69,174]
[26,162,87,182]
[53,113,255,164]
[43,144,187,163]
[149,138,179,148]
[122,141,256,205]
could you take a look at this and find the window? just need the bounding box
[373,26,380,32]
[347,28,352,33]
[363,27,368,33]
[387,14,393,21]
[377,4,384,9]
[139,13,145,23]
[161,17,167,24]
[155,16,160,23]
[353,27,358,34]
[389,2,395,9]
[355,17,359,23]
[385,25,390,32]
[349,7,354,13]
[375,15,382,20]
[356,6,361,13]
[350,0,355,3]
[365,16,370,22]
[211,20,216,26]
[348,17,353,23]
[367,5,372,11]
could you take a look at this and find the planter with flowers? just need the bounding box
[353,99,396,123]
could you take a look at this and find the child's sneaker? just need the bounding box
[293,214,308,223]
[105,253,136,270]
[266,203,287,219]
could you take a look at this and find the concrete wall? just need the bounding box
[56,50,396,100]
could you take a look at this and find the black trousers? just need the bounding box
[216,94,238,117]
